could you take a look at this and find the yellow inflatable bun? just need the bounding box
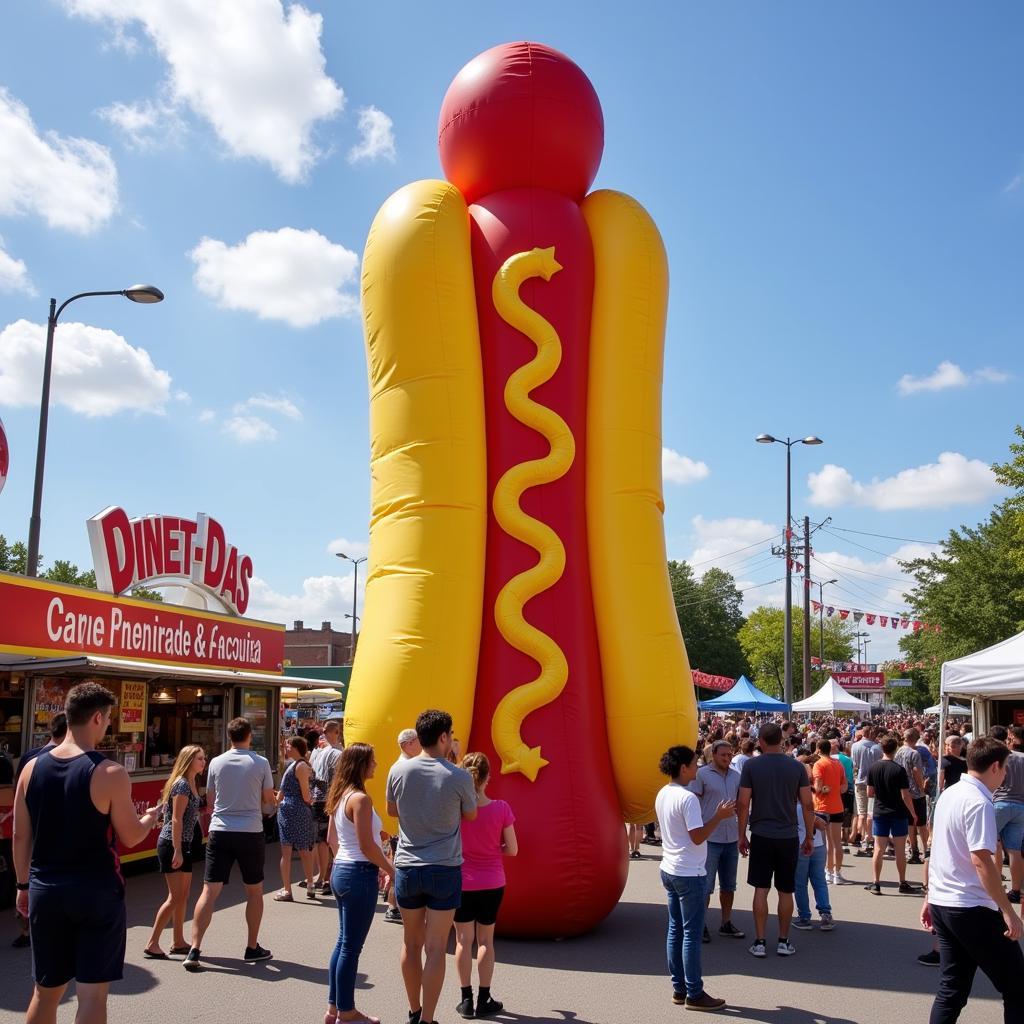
[344,180,487,821]
[582,189,698,824]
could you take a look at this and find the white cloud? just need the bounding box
[326,537,369,559]
[897,360,1011,395]
[0,318,171,416]
[190,227,358,327]
[0,239,34,295]
[807,452,1001,510]
[0,87,118,233]
[198,409,215,423]
[246,572,362,627]
[66,0,343,183]
[1005,173,1023,194]
[662,448,710,485]
[223,415,277,443]
[236,393,301,419]
[348,106,396,164]
[97,97,185,149]
[173,389,190,403]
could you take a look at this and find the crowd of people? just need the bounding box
[651,710,1024,1020]
[9,682,1024,1024]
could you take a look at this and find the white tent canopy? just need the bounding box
[792,676,872,714]
[941,629,1024,699]
[924,703,971,716]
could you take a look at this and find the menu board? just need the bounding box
[31,677,73,746]
[241,688,270,759]
[118,681,147,732]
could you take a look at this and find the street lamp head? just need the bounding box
[826,578,838,585]
[336,552,349,561]
[755,434,776,444]
[801,435,824,446]
[123,284,164,304]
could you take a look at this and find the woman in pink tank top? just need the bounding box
[453,753,518,1020]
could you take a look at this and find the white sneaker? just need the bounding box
[777,939,797,956]
[833,872,851,885]
[748,940,767,958]
[825,871,835,884]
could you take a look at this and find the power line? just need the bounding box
[688,533,782,568]
[813,555,909,585]
[819,527,900,561]
[829,525,942,546]
[673,576,784,609]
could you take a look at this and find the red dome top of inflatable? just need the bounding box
[438,41,604,205]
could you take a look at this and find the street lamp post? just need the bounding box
[862,637,871,666]
[756,434,823,705]
[26,285,164,576]
[854,630,870,665]
[336,552,367,664]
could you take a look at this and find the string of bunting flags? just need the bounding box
[809,598,940,633]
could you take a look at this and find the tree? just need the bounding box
[737,605,855,699]
[668,560,749,679]
[899,502,1024,701]
[993,423,1024,570]
[0,534,161,601]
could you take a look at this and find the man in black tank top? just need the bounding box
[13,682,162,1024]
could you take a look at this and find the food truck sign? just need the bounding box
[88,507,253,616]
[0,572,284,673]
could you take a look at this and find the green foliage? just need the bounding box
[898,502,1024,701]
[737,605,855,699]
[668,560,750,679]
[993,423,1024,569]
[0,534,161,601]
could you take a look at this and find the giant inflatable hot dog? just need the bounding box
[344,41,697,938]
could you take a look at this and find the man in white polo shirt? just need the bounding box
[922,737,1024,1024]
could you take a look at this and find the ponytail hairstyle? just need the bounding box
[461,751,490,791]
[325,743,375,815]
[159,745,204,806]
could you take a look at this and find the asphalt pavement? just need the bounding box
[0,843,1005,1023]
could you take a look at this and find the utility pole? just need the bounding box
[802,514,811,702]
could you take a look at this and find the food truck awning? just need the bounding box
[4,654,326,688]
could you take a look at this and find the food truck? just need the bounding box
[0,506,325,866]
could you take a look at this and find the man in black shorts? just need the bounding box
[737,722,814,959]
[183,717,276,972]
[13,682,161,1024]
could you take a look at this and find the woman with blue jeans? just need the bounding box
[324,743,394,1024]
[793,802,834,930]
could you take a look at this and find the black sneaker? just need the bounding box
[718,920,745,938]
[182,947,202,972]
[899,881,920,895]
[918,949,940,966]
[672,991,687,1005]
[476,994,503,1017]
[243,944,272,962]
[908,852,923,865]
[384,907,402,922]
[865,882,882,896]
[456,995,475,1019]
[11,933,30,949]
[1009,890,1021,905]
[702,925,711,943]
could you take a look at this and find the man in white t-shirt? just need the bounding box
[922,737,1024,1023]
[655,745,733,1013]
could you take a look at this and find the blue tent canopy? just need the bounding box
[697,675,790,712]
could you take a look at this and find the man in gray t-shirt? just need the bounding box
[895,728,929,864]
[185,717,277,972]
[385,709,476,1024]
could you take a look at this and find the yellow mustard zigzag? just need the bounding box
[490,246,575,782]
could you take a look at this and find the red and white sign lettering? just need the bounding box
[88,507,254,616]
[0,572,283,673]
[832,671,886,691]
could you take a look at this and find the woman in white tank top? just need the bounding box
[323,743,393,1024]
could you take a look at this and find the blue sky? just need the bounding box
[0,2,1021,667]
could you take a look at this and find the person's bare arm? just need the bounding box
[386,799,399,819]
[171,792,187,868]
[501,823,518,856]
[349,793,393,874]
[913,766,926,794]
[12,760,34,900]
[971,849,1022,940]
[101,762,160,848]
[901,786,916,823]
[689,801,736,846]
[737,786,752,853]
[799,783,815,855]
